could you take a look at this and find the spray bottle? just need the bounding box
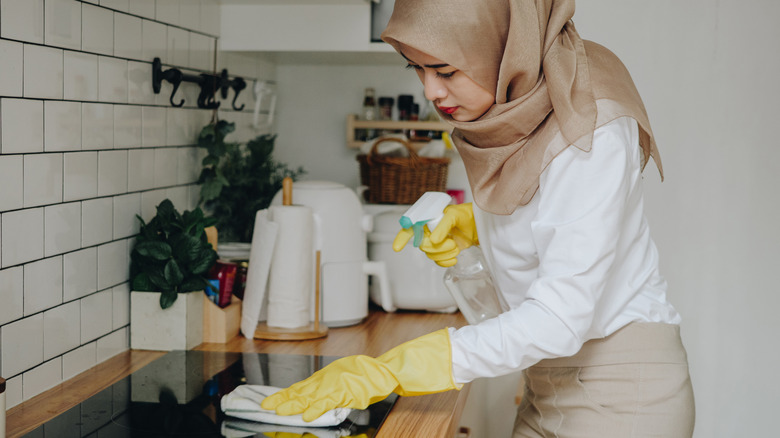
[400,192,509,324]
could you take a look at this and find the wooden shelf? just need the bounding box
[346,114,451,149]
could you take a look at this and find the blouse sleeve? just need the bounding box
[449,117,643,383]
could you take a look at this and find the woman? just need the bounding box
[262,0,695,436]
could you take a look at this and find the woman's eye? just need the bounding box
[436,71,456,79]
[405,63,422,71]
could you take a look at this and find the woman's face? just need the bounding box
[398,43,495,122]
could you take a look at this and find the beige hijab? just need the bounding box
[382,0,662,214]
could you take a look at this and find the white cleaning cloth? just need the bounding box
[221,385,352,428]
[221,419,348,438]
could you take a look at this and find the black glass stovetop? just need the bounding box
[21,350,398,438]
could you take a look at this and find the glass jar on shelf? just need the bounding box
[358,87,378,141]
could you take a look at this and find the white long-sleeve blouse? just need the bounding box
[449,116,681,383]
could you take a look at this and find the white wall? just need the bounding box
[272,1,780,436]
[274,56,415,189]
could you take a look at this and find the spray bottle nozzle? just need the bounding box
[399,192,453,248]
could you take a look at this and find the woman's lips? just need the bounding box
[439,106,458,114]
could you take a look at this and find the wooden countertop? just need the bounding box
[5,309,468,438]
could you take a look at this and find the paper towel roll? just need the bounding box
[266,204,314,328]
[240,209,278,338]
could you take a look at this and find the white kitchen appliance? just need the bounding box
[367,205,458,313]
[271,181,392,327]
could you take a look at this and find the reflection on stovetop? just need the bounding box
[21,351,398,438]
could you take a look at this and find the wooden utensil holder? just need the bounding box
[203,294,242,343]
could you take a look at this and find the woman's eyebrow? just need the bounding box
[400,51,451,69]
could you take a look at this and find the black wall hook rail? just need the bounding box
[152,57,246,110]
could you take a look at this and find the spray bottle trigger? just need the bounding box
[412,221,427,248]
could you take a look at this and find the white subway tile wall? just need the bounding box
[113,13,142,60]
[44,202,82,257]
[64,50,98,101]
[81,197,114,247]
[23,256,63,316]
[23,44,64,99]
[63,151,99,201]
[113,193,141,239]
[45,101,83,152]
[22,357,62,400]
[0,0,44,44]
[1,313,44,377]
[80,288,112,342]
[0,0,268,409]
[1,208,44,268]
[81,3,114,55]
[61,342,96,381]
[0,155,23,210]
[0,40,23,96]
[45,0,82,50]
[0,267,23,326]
[63,248,98,301]
[82,103,115,150]
[97,150,129,196]
[43,300,81,360]
[129,0,155,20]
[98,56,129,103]
[23,153,64,207]
[1,98,44,153]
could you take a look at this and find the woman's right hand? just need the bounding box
[393,203,478,267]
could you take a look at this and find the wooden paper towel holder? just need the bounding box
[254,177,329,341]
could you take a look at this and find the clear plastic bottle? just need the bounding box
[443,246,509,325]
[400,192,508,325]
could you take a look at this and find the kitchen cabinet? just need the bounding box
[346,113,452,149]
[219,0,394,53]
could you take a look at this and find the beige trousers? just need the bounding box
[513,323,695,438]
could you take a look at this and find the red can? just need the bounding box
[208,260,237,308]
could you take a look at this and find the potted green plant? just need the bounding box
[129,199,218,351]
[197,120,306,243]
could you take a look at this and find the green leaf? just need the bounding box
[149,271,171,290]
[159,290,178,309]
[132,272,155,291]
[203,216,218,228]
[180,276,209,293]
[190,249,217,275]
[202,155,220,167]
[170,233,201,264]
[215,167,231,187]
[135,241,172,260]
[156,199,176,223]
[216,120,236,136]
[164,259,184,286]
[200,179,224,201]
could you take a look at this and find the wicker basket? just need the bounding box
[357,137,450,205]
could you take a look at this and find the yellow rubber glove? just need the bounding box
[260,329,461,422]
[393,203,478,268]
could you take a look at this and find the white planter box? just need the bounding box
[130,290,204,351]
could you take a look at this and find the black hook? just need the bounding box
[216,70,246,111]
[230,78,247,111]
[197,73,221,109]
[152,58,184,107]
[152,58,246,110]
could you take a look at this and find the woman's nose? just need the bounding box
[423,73,447,102]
